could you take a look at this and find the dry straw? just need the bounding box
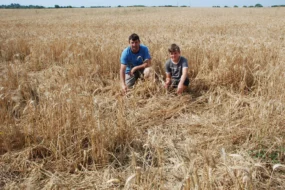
[0,7,285,189]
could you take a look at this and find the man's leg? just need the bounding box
[125,73,138,88]
[143,67,155,82]
[171,78,190,93]
[125,68,154,88]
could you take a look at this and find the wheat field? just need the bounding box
[0,7,285,189]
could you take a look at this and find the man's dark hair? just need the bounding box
[129,33,140,42]
[168,43,180,53]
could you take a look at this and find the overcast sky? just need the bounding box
[1,0,283,7]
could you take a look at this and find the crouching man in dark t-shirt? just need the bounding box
[165,43,189,95]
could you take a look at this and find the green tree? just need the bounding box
[54,5,60,8]
[255,3,263,7]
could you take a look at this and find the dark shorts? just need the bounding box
[125,69,144,87]
[171,78,190,88]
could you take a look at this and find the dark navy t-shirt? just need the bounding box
[165,56,188,81]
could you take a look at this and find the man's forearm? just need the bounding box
[179,67,188,87]
[165,74,171,86]
[178,74,187,87]
[144,59,151,67]
[132,62,149,74]
[120,69,126,85]
[135,62,148,70]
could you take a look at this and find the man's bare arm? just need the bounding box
[120,64,127,92]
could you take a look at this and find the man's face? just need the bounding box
[170,51,180,63]
[129,39,140,53]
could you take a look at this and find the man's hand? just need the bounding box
[165,79,171,89]
[165,75,171,89]
[121,84,128,94]
[130,67,137,76]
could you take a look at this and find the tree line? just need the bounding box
[1,3,284,9]
[213,4,285,8]
[0,3,44,9]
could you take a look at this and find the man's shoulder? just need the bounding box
[165,59,172,66]
[180,56,188,64]
[180,56,189,67]
[180,56,188,61]
[122,46,131,52]
[122,47,131,56]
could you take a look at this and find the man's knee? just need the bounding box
[143,67,153,79]
[125,74,137,87]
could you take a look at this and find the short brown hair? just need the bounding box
[129,33,140,42]
[168,43,180,53]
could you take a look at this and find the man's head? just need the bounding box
[129,33,140,53]
[168,43,180,53]
[168,44,181,62]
